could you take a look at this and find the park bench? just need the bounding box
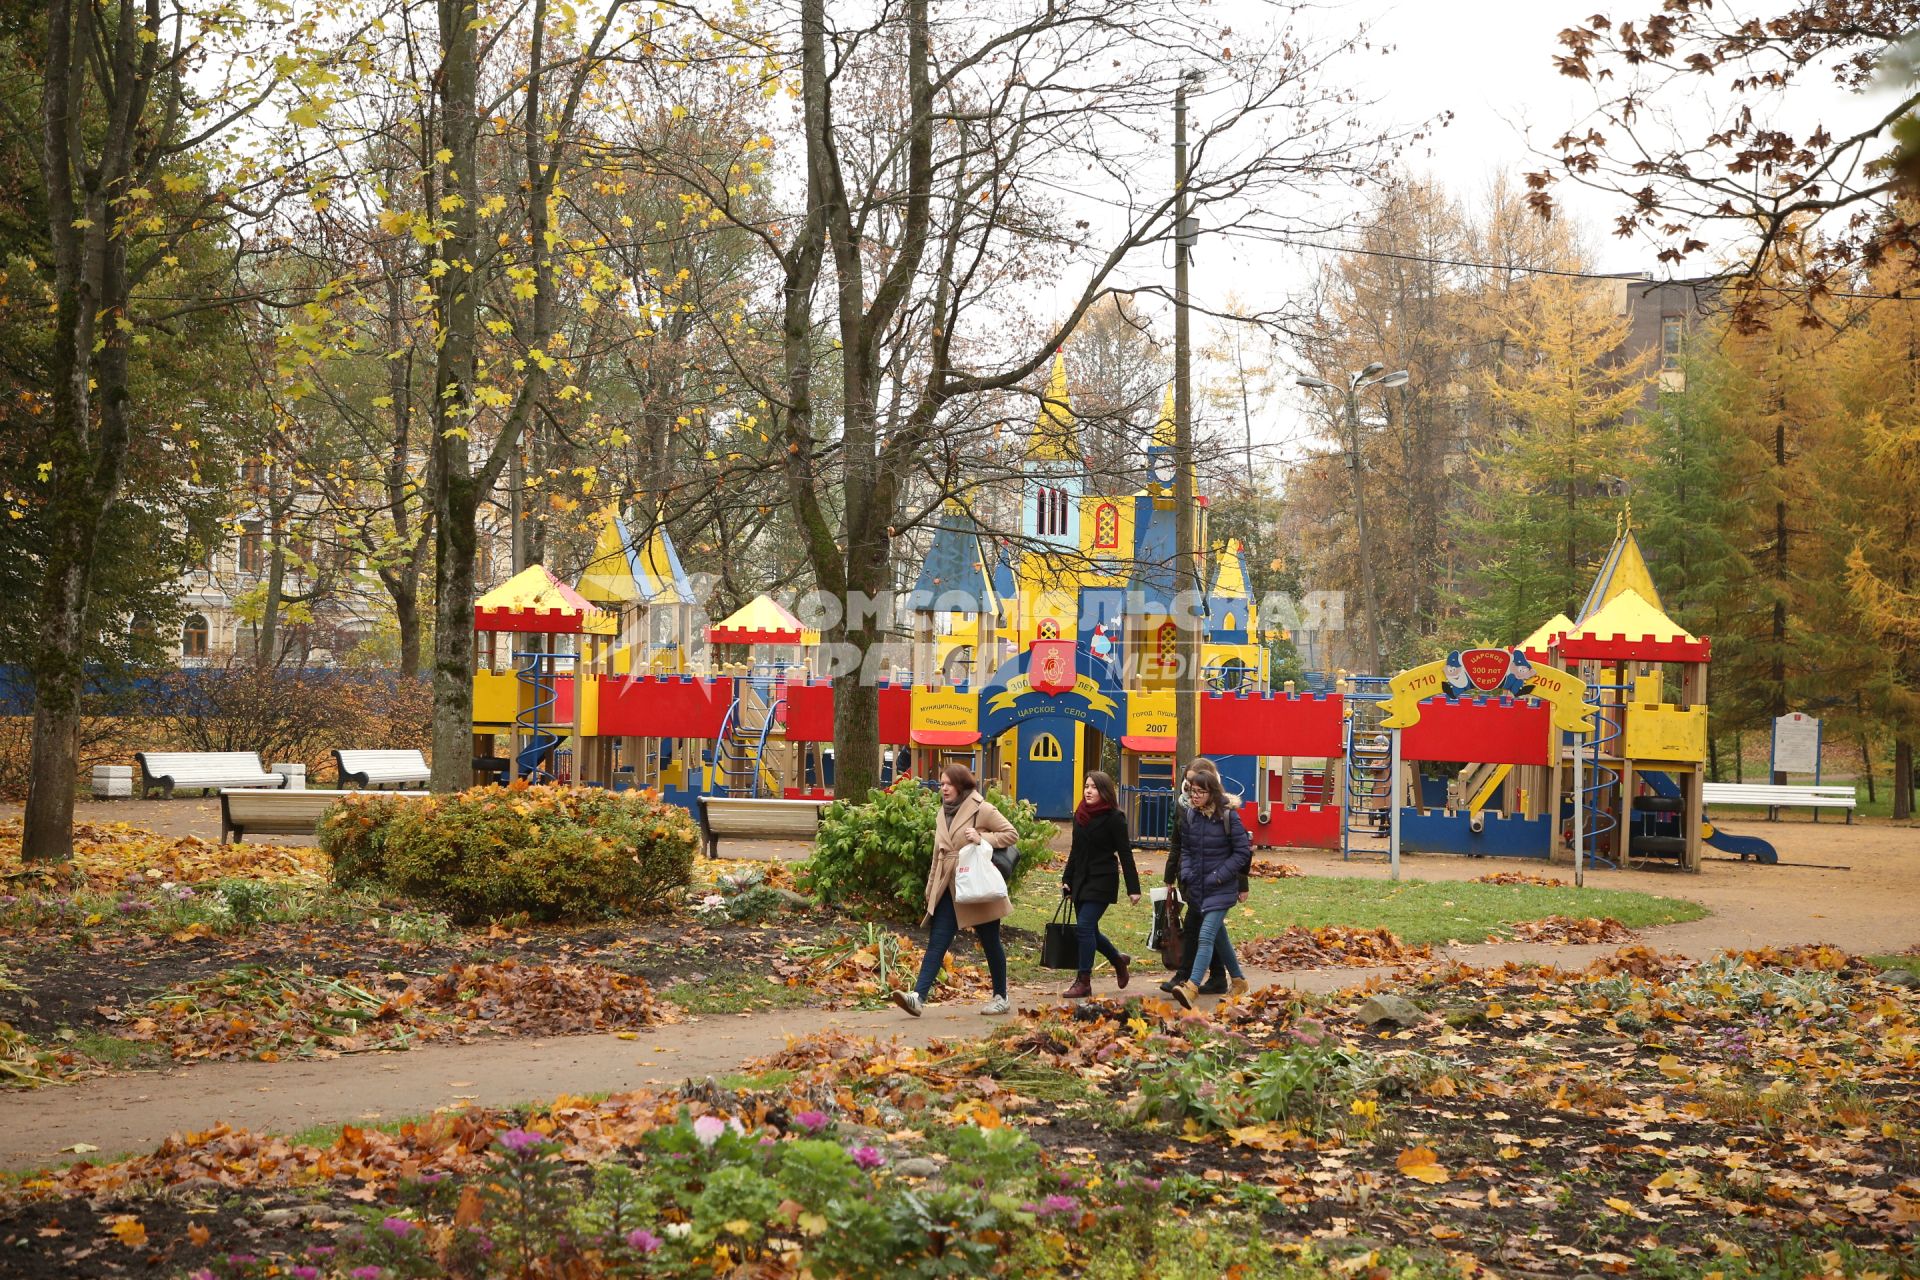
[136,751,284,800]
[333,748,432,790]
[220,787,432,844]
[1702,781,1856,822]
[696,795,829,859]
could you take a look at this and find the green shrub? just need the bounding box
[804,781,1054,921]
[318,784,697,924]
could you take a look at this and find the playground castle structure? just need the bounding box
[466,353,1768,869]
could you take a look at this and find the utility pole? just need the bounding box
[1172,71,1201,770]
[1297,365,1408,676]
[1342,388,1382,678]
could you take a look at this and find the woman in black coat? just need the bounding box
[1059,770,1141,998]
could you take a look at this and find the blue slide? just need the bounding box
[1641,770,1777,864]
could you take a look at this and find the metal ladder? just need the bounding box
[712,676,786,798]
[1342,678,1394,860]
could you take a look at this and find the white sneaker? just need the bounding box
[892,990,924,1017]
[980,996,1010,1016]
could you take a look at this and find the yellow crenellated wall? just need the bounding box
[1624,703,1707,763]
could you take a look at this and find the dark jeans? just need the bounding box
[914,892,1007,1000]
[1074,899,1126,973]
[1172,900,1227,986]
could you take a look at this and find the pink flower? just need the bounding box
[626,1228,662,1254]
[380,1217,415,1237]
[794,1110,829,1133]
[692,1115,728,1147]
[847,1144,885,1170]
[497,1128,546,1154]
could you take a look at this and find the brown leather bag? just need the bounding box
[1154,889,1184,970]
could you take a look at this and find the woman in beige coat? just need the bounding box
[892,762,1020,1017]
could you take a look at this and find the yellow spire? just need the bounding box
[1027,351,1079,462]
[1153,383,1176,448]
[577,506,639,605]
[1577,524,1664,622]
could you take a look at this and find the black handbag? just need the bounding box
[1041,897,1079,969]
[1156,889,1185,971]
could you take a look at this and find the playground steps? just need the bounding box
[714,677,786,798]
[1342,695,1393,857]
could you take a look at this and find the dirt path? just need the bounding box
[1,806,1914,1172]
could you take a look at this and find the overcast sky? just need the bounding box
[1193,0,1880,471]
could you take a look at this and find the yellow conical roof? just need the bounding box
[1577,524,1663,622]
[707,594,811,645]
[1153,383,1175,448]
[578,508,639,605]
[1027,351,1079,462]
[1568,589,1695,645]
[1209,539,1249,599]
[1518,612,1575,655]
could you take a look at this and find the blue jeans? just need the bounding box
[1184,908,1243,985]
[1074,899,1125,973]
[914,892,1007,999]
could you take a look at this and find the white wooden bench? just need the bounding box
[696,796,829,859]
[334,749,431,790]
[220,788,432,844]
[136,751,284,800]
[1703,782,1857,822]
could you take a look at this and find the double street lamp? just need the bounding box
[1297,363,1409,677]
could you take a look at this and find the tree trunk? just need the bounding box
[395,582,421,675]
[24,0,142,861]
[258,504,286,670]
[427,0,481,793]
[1896,736,1913,822]
[1770,408,1788,784]
[1855,691,1875,804]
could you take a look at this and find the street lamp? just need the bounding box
[1296,365,1410,676]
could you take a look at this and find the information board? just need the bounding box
[1771,713,1821,777]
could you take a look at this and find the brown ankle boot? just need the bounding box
[1062,973,1093,999]
[1113,954,1132,989]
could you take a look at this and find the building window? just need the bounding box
[182,614,209,660]
[1093,501,1119,549]
[1035,486,1069,537]
[1029,733,1062,762]
[1037,618,1061,641]
[1156,620,1179,669]
[1660,316,1683,370]
[238,522,264,575]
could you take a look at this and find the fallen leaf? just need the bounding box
[1396,1146,1450,1184]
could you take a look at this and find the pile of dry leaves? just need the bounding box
[1471,871,1565,887]
[1246,858,1303,879]
[0,819,327,890]
[1239,925,1433,970]
[1502,915,1635,945]
[110,959,673,1062]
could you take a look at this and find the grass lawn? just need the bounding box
[1006,868,1707,948]
[1868,953,1920,979]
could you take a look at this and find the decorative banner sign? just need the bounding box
[1443,647,1539,697]
[1384,652,1592,735]
[910,688,979,745]
[1381,661,1447,729]
[979,643,1124,739]
[1124,688,1176,750]
[1772,712,1821,776]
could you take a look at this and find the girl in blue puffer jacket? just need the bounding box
[1170,763,1252,1008]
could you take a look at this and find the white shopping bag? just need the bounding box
[951,840,1009,904]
